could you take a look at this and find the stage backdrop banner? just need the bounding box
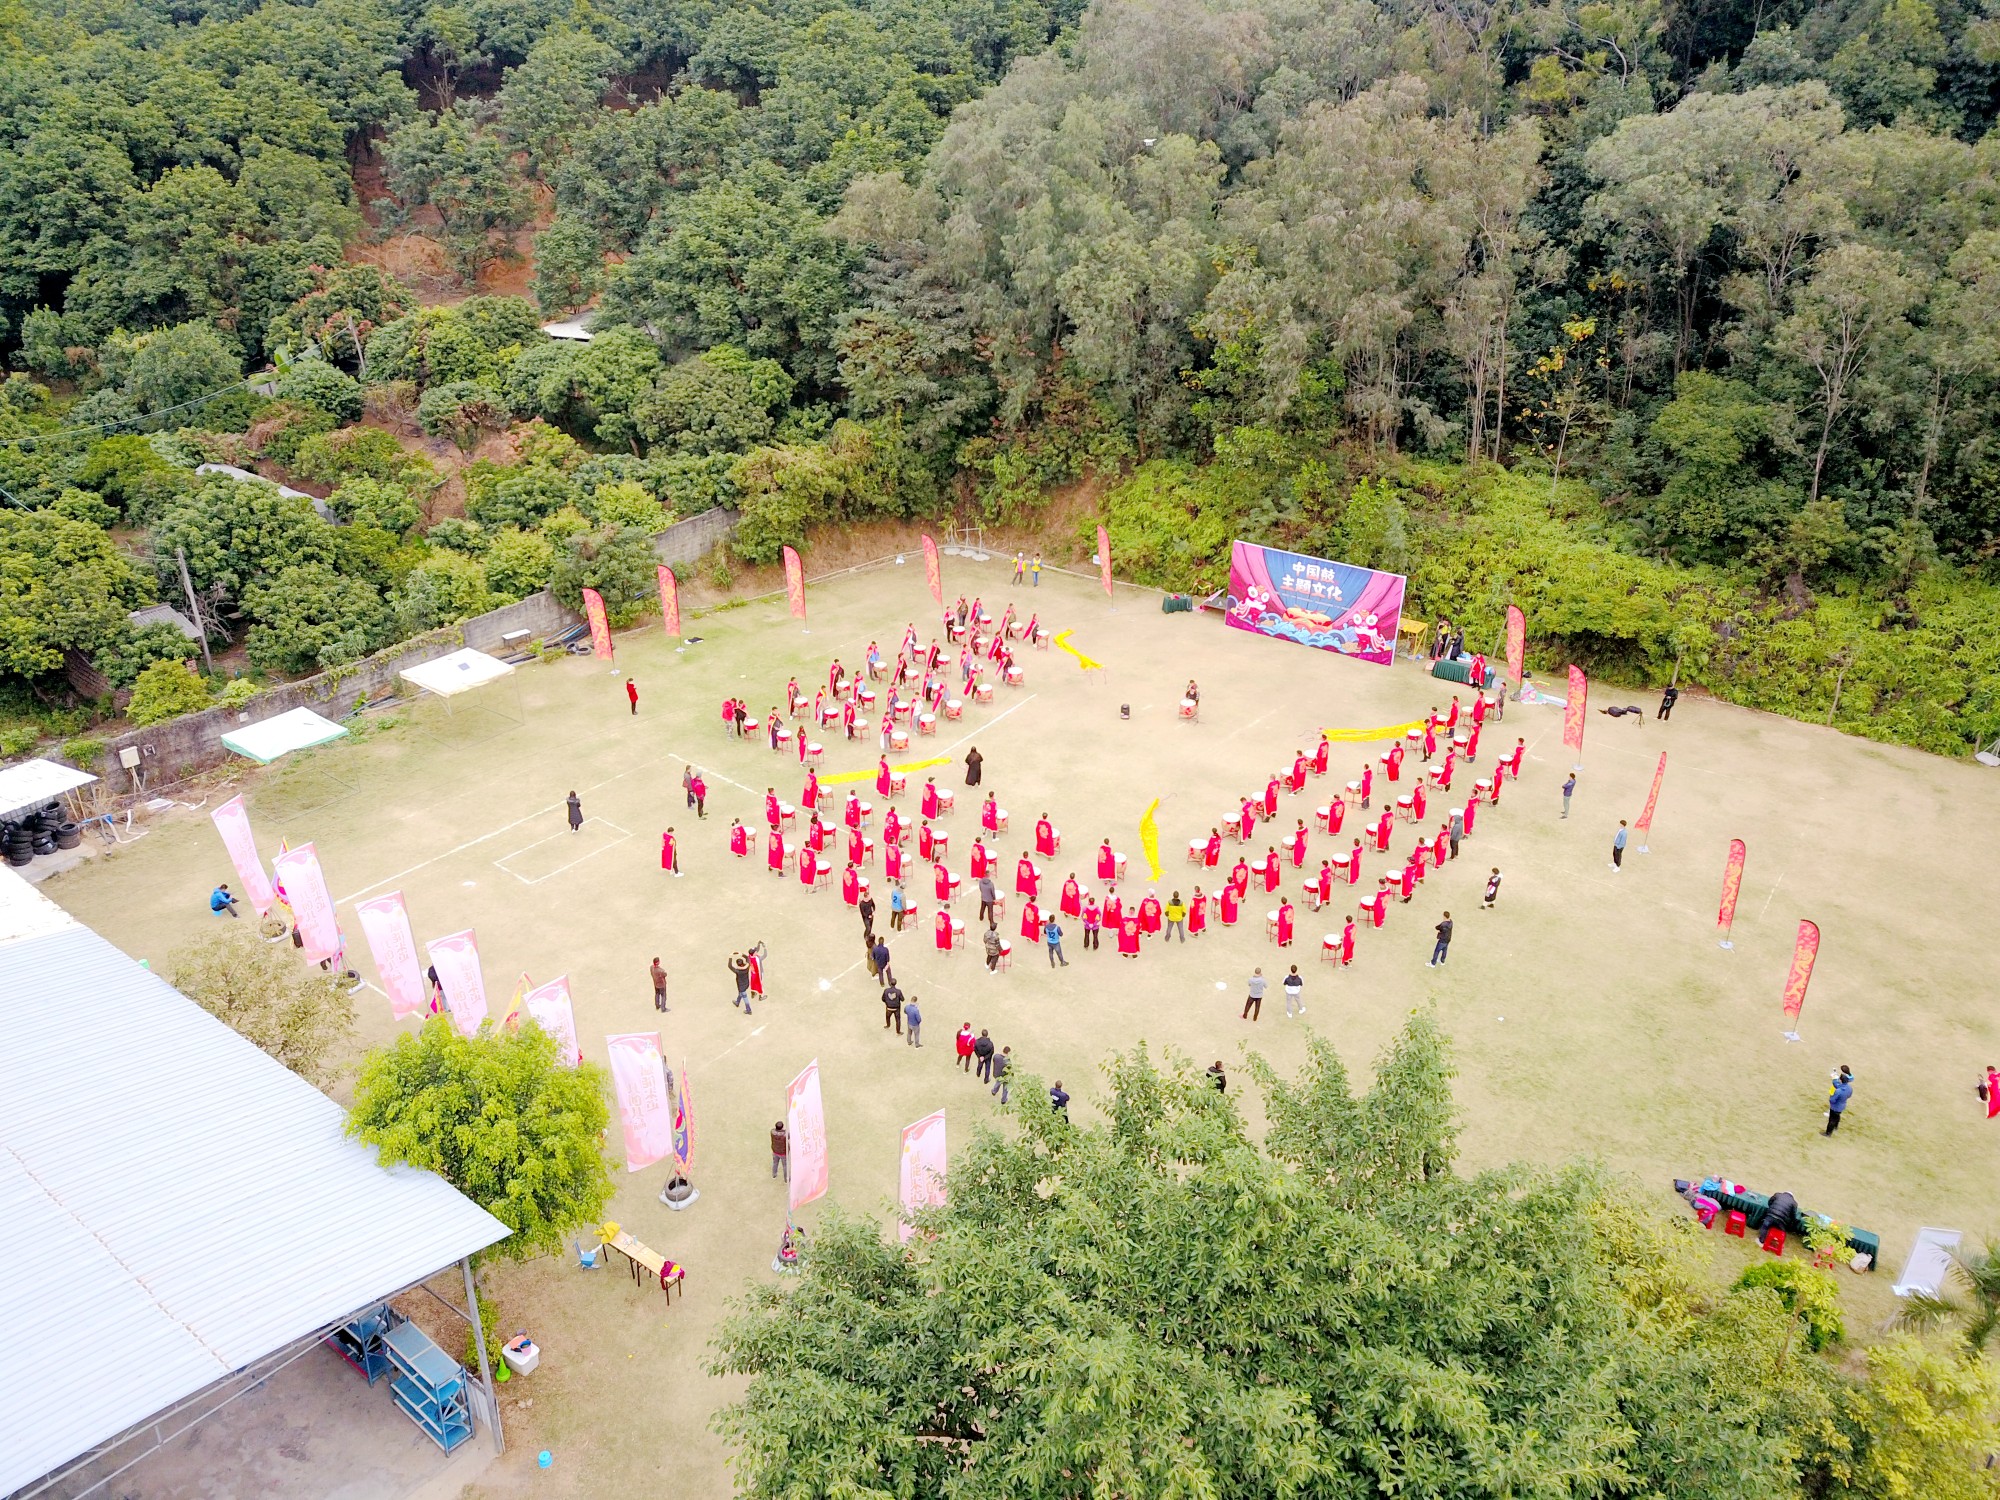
[607,1031,673,1171]
[355,891,427,1020]
[1717,839,1747,948]
[898,1110,948,1242]
[1781,919,1820,1032]
[1563,666,1589,755]
[524,974,582,1065]
[425,928,489,1037]
[922,534,942,606]
[271,843,341,964]
[210,796,276,916]
[783,546,807,621]
[786,1058,829,1212]
[1225,540,1404,666]
[656,565,680,638]
[582,587,613,660]
[1505,605,1525,683]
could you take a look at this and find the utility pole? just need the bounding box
[175,546,215,676]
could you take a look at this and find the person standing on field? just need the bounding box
[626,677,639,714]
[1242,967,1266,1021]
[1428,912,1453,968]
[1658,684,1678,720]
[650,957,668,1012]
[770,1121,789,1182]
[1560,773,1575,818]
[1283,964,1304,1017]
[1824,1066,1853,1136]
[956,1022,976,1072]
[904,993,922,1046]
[566,790,584,832]
[1611,820,1628,870]
[990,1045,1012,1103]
[973,1029,995,1080]
[1483,868,1502,910]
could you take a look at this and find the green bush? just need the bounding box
[255,401,339,468]
[483,528,556,599]
[275,360,364,423]
[60,736,106,768]
[0,725,42,757]
[1733,1260,1845,1352]
[328,478,422,535]
[127,660,214,725]
[291,427,433,490]
[549,524,656,626]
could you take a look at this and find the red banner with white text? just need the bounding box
[786,1058,829,1211]
[272,842,341,965]
[582,587,613,660]
[783,546,807,621]
[656,565,680,638]
[922,534,942,607]
[1505,605,1525,684]
[209,795,276,916]
[1562,666,1588,756]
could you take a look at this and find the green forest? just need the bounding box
[4,0,2000,756]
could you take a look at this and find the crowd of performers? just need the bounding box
[695,599,1525,972]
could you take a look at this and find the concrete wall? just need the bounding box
[88,508,739,791]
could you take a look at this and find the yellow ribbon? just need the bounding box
[1320,720,1428,744]
[1138,798,1162,880]
[1053,629,1102,670]
[819,755,952,786]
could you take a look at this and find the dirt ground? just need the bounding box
[41,555,2000,1499]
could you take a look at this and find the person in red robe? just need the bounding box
[1396,861,1416,902]
[1374,810,1394,852]
[876,758,893,797]
[1188,887,1208,935]
[1138,892,1162,935]
[1432,827,1449,867]
[1465,723,1481,761]
[918,822,934,862]
[1261,848,1282,893]
[971,839,990,879]
[848,828,866,865]
[1438,754,1454,792]
[1117,912,1142,957]
[882,808,902,846]
[800,846,820,888]
[661,829,678,873]
[1348,839,1365,884]
[935,863,953,902]
[1489,773,1502,806]
[982,795,1000,832]
[1423,721,1437,759]
[1204,829,1223,868]
[730,820,749,857]
[1313,738,1331,775]
[797,727,808,765]
[1461,798,1477,835]
[1290,753,1308,793]
[1509,739,1526,779]
[885,844,903,882]
[1035,816,1057,857]
[935,910,953,951]
[1469,654,1486,688]
[1097,841,1117,880]
[1060,876,1082,918]
[785,676,801,714]
[1020,898,1041,942]
[841,699,857,740]
[1338,917,1356,966]
[1103,889,1124,929]
[842,864,860,905]
[1387,743,1404,782]
[1412,840,1430,876]
[830,659,845,694]
[1238,801,1257,841]
[1327,798,1345,835]
[921,778,939,819]
[844,793,861,830]
[1446,694,1460,729]
[1291,820,1309,868]
[1471,693,1487,728]
[1364,882,1389,927]
[767,831,785,875]
[1016,857,1039,898]
[809,813,831,852]
[746,948,765,1001]
[1412,783,1428,822]
[1219,883,1241,925]
[801,770,819,811]
[1230,858,1250,895]
[1359,765,1374,807]
[767,790,782,830]
[1312,862,1333,906]
[1275,901,1295,946]
[1263,777,1280,819]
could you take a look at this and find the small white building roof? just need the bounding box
[219,707,349,764]
[0,870,509,1494]
[401,648,516,698]
[0,757,98,819]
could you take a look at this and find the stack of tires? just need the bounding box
[2,801,82,865]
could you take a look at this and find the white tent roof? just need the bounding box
[400,648,516,698]
[0,869,509,1495]
[220,707,349,764]
[0,757,98,819]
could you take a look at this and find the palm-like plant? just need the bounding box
[1892,1241,2000,1354]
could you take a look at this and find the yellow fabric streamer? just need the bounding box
[1320,720,1428,744]
[820,755,952,786]
[1053,629,1103,670]
[1138,798,1162,880]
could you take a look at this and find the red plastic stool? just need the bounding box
[1760,1229,1786,1256]
[1724,1211,1748,1238]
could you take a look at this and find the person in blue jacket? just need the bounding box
[1824,1066,1854,1136]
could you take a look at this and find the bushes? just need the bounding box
[275,360,364,423]
[549,524,656,626]
[127,660,213,724]
[1734,1261,1846,1352]
[290,427,434,490]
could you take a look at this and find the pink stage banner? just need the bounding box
[1781,919,1820,1027]
[524,975,581,1066]
[582,587,613,660]
[607,1031,673,1172]
[922,534,942,606]
[1717,839,1747,947]
[1563,666,1588,755]
[355,891,427,1020]
[898,1110,948,1243]
[786,1058,829,1212]
[1224,540,1404,666]
[209,796,276,916]
[271,843,341,965]
[671,1062,694,1173]
[656,565,680,638]
[1505,605,1525,684]
[1097,526,1113,597]
[783,546,807,621]
[1635,752,1667,833]
[425,928,489,1037]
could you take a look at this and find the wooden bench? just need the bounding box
[605,1231,685,1302]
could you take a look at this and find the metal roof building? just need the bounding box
[0,869,509,1497]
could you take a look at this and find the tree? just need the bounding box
[416,379,509,449]
[1892,1239,2000,1355]
[266,263,413,376]
[382,103,530,280]
[275,358,365,422]
[346,1016,613,1261]
[391,551,495,634]
[327,478,422,535]
[169,928,356,1089]
[632,345,795,454]
[714,1015,1853,1500]
[532,214,602,314]
[126,660,215,725]
[549,523,658,625]
[152,476,337,604]
[497,30,618,177]
[1827,1336,2000,1500]
[242,563,392,673]
[482,526,556,598]
[0,509,155,681]
[117,321,242,415]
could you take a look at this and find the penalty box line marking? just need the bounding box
[494,819,632,886]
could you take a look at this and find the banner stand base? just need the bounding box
[1718,939,1733,950]
[1638,844,1650,854]
[1781,1029,1802,1043]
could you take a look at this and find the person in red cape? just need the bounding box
[801,769,819,811]
[747,948,765,1002]
[1359,764,1373,808]
[848,828,866,866]
[1387,742,1404,781]
[1117,911,1142,957]
[661,829,678,874]
[918,822,935,862]
[1290,752,1308,793]
[1461,797,1478,835]
[1509,738,1526,779]
[1489,773,1502,806]
[1230,858,1251,896]
[1446,694,1461,729]
[1060,875,1082,918]
[934,863,955,902]
[1275,900,1295,947]
[1471,692,1488,727]
[971,838,990,879]
[1219,882,1241,925]
[1097,840,1117,881]
[935,910,953,952]
[1312,862,1333,907]
[1138,891,1162,935]
[1470,653,1487,688]
[885,843,904,882]
[1439,752,1455,792]
[982,795,1000,832]
[876,758,893,797]
[1103,888,1124,930]
[808,812,830,852]
[785,676,801,715]
[1016,856,1039,898]
[830,659,845,695]
[1238,800,1257,841]
[1188,886,1208,936]
[1328,797,1345,835]
[1364,882,1389,927]
[842,698,857,740]
[922,777,940,819]
[796,725,807,764]
[729,819,749,857]
[1263,776,1280,819]
[1337,916,1356,966]
[767,789,782,830]
[1204,828,1223,868]
[1261,848,1282,894]
[1020,898,1042,942]
[799,846,820,888]
[1397,860,1418,902]
[1412,839,1430,876]
[1466,723,1482,762]
[1374,809,1394,852]
[883,807,902,846]
[1313,738,1331,775]
[842,864,860,905]
[1412,783,1428,821]
[1432,826,1450,868]
[1348,839,1365,884]
[1291,820,1310,868]
[1036,816,1057,857]
[1423,720,1437,759]
[844,792,861,829]
[767,830,786,875]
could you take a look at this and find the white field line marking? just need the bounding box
[705,1023,766,1065]
[1758,871,1786,920]
[495,819,632,886]
[939,693,1037,754]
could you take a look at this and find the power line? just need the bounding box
[0,376,260,450]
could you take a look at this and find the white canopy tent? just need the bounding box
[400,648,523,739]
[220,707,349,765]
[0,758,98,819]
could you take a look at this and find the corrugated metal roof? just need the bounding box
[0,871,509,1494]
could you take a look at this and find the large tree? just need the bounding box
[170,929,357,1089]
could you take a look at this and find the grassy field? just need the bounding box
[43,555,2000,1498]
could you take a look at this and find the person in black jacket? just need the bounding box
[1428,912,1453,967]
[973,1029,995,1081]
[1658,684,1679,720]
